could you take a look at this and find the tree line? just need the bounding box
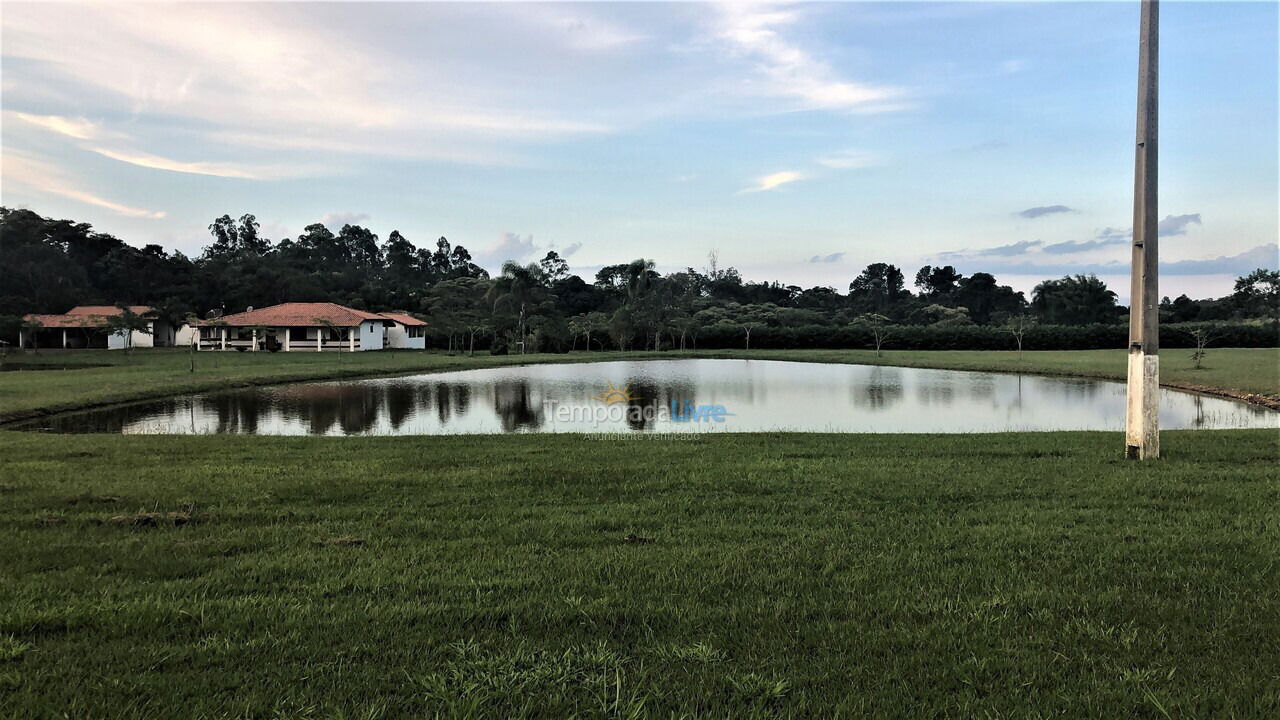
[2,206,1276,352]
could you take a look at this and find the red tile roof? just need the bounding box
[66,305,154,317]
[209,302,390,328]
[23,306,155,328]
[378,312,427,327]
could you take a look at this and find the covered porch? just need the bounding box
[196,325,364,352]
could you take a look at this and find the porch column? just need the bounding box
[317,329,323,352]
[252,329,258,351]
[349,328,355,352]
[283,328,291,352]
[63,329,68,348]
[221,327,227,350]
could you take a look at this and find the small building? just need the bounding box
[19,305,173,349]
[379,312,428,349]
[190,302,390,352]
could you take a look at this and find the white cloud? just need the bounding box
[13,112,101,140]
[739,170,803,193]
[481,232,541,266]
[0,3,612,169]
[87,147,293,180]
[321,212,371,230]
[815,149,879,169]
[714,3,904,113]
[3,151,166,219]
[560,242,584,258]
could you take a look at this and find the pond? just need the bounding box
[14,359,1276,435]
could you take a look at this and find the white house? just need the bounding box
[379,312,428,349]
[20,306,173,349]
[189,302,389,352]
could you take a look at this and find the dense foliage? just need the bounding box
[2,206,1276,351]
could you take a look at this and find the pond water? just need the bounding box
[14,359,1276,435]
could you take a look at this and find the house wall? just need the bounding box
[385,323,426,350]
[359,320,385,351]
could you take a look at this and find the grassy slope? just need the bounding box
[2,346,1277,422]
[2,431,1278,718]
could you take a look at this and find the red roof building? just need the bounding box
[19,306,170,350]
[191,302,397,352]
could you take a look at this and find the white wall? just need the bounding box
[385,323,426,349]
[359,320,385,351]
[175,323,197,347]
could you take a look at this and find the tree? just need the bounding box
[914,265,963,299]
[204,214,270,259]
[20,316,43,351]
[955,273,1026,324]
[538,251,570,284]
[424,277,488,354]
[907,304,973,327]
[1004,314,1037,357]
[736,303,777,350]
[486,262,550,354]
[849,263,907,313]
[1031,275,1118,325]
[852,313,894,356]
[1189,327,1218,369]
[1232,268,1279,321]
[99,306,153,356]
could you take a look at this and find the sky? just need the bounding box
[2,1,1277,303]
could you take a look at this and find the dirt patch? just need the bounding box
[623,533,655,545]
[1160,381,1280,411]
[64,494,122,505]
[107,511,198,528]
[319,536,365,547]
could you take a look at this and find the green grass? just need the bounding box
[2,346,1276,423]
[2,430,1278,717]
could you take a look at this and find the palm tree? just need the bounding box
[486,261,548,354]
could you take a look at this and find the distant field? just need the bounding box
[1,430,1277,717]
[2,346,1277,422]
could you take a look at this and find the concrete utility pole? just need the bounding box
[1126,0,1159,460]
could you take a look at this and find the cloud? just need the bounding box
[739,170,803,193]
[321,212,371,230]
[943,244,1277,278]
[808,252,845,263]
[940,240,1042,260]
[480,232,541,266]
[714,4,905,113]
[0,3,612,172]
[559,242,583,258]
[1017,205,1074,219]
[87,147,293,180]
[3,151,166,219]
[13,112,100,140]
[815,150,878,170]
[1042,237,1126,254]
[1158,213,1202,237]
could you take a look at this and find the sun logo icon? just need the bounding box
[594,382,638,405]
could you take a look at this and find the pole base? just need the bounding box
[1125,350,1160,460]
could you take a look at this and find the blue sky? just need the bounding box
[2,1,1276,301]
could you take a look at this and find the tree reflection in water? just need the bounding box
[17,359,1275,435]
[491,380,543,432]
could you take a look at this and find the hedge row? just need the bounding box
[685,322,1279,351]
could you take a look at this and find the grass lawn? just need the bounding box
[2,430,1278,718]
[2,346,1277,423]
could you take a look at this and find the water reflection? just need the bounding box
[15,359,1278,435]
